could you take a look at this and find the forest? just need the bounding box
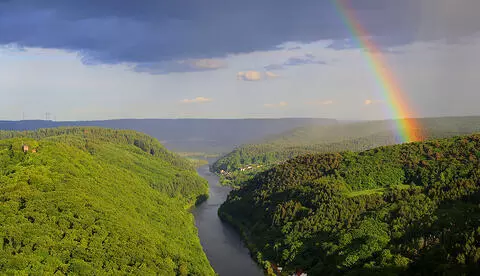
[219,134,480,275]
[0,127,215,275]
[213,116,480,186]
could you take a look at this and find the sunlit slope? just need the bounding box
[213,116,480,173]
[0,128,214,275]
[219,134,480,275]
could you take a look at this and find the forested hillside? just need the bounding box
[213,116,480,186]
[219,134,480,275]
[0,128,214,275]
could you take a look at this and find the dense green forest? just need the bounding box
[213,116,480,186]
[0,128,215,275]
[219,134,480,275]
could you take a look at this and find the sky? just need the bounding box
[0,0,479,121]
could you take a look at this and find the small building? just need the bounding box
[292,270,307,276]
[31,149,37,153]
[22,144,29,153]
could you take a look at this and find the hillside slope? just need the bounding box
[212,116,480,185]
[0,128,214,275]
[219,134,480,275]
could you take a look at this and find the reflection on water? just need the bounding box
[192,165,263,276]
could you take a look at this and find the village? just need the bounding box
[218,164,264,177]
[271,263,308,276]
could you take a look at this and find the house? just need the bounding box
[32,149,37,153]
[292,270,307,276]
[22,144,29,153]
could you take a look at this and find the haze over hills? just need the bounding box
[0,118,337,154]
[0,128,214,275]
[213,116,480,174]
[258,117,480,146]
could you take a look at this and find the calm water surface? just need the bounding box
[192,165,264,276]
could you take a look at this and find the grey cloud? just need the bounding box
[134,59,226,74]
[265,54,327,70]
[0,0,478,73]
[284,55,327,66]
[264,64,285,71]
[288,46,302,51]
[237,71,279,81]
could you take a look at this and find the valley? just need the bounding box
[3,1,479,274]
[1,117,479,275]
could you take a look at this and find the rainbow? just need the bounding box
[332,0,422,143]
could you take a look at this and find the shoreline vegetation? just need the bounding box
[219,134,480,275]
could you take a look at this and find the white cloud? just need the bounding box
[180,97,213,104]
[265,71,280,78]
[307,100,334,105]
[183,59,227,69]
[364,99,383,105]
[237,70,280,81]
[2,35,480,120]
[264,101,288,108]
[237,71,262,81]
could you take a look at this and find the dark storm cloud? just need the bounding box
[0,0,478,73]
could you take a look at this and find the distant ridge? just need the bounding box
[212,116,480,177]
[0,118,337,153]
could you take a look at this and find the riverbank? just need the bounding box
[192,165,263,276]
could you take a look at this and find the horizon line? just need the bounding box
[1,115,479,123]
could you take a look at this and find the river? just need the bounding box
[192,164,264,276]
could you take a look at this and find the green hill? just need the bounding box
[212,116,480,186]
[0,128,214,275]
[219,134,480,275]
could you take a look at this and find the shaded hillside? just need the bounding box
[0,118,337,153]
[219,134,480,275]
[213,116,480,176]
[0,128,214,275]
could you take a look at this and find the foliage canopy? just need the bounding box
[0,128,214,275]
[220,134,480,275]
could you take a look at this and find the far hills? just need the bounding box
[0,118,336,154]
[0,128,214,275]
[212,116,480,186]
